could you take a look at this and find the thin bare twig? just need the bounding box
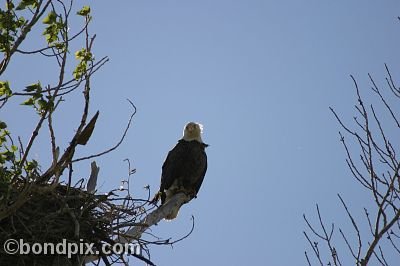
[72,99,137,163]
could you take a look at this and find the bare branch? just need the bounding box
[72,99,137,163]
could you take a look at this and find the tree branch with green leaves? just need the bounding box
[0,1,196,265]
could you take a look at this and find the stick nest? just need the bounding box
[0,181,116,265]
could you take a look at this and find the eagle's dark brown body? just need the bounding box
[160,139,208,206]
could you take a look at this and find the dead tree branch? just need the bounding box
[304,66,400,265]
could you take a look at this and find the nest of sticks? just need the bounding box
[0,180,118,265]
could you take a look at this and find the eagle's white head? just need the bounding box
[182,122,204,143]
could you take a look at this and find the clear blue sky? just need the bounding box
[2,1,400,265]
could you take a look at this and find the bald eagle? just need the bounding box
[152,122,208,220]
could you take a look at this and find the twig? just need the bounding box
[72,99,137,163]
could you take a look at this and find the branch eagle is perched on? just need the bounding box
[152,122,208,220]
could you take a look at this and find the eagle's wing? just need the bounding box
[160,141,184,192]
[194,145,207,196]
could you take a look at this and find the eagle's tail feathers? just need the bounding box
[164,206,181,221]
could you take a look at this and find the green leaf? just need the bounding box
[42,11,57,24]
[16,0,36,10]
[21,97,35,106]
[75,48,86,60]
[0,155,6,164]
[43,24,59,44]
[53,42,66,51]
[16,16,27,27]
[0,81,12,96]
[73,61,87,80]
[2,150,14,161]
[0,121,6,129]
[0,137,5,146]
[24,82,42,92]
[75,48,93,61]
[10,145,17,152]
[25,160,38,171]
[6,2,15,9]
[37,98,47,111]
[77,6,91,16]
